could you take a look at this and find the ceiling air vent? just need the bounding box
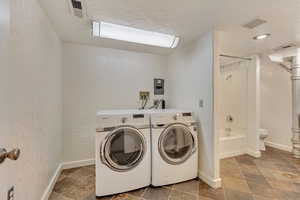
[72,0,82,9]
[243,19,267,29]
[68,0,86,18]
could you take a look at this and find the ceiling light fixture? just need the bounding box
[253,33,271,40]
[92,21,180,48]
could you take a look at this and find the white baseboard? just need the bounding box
[61,158,95,170]
[42,159,95,200]
[246,149,261,158]
[265,141,292,152]
[220,150,245,159]
[198,171,222,189]
[41,164,63,200]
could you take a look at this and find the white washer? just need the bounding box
[150,109,198,186]
[96,110,151,197]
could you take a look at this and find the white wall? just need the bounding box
[260,54,292,151]
[62,43,167,162]
[0,0,62,199]
[166,32,220,188]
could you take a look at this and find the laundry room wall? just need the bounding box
[166,32,220,188]
[260,54,292,151]
[62,43,167,162]
[1,0,63,199]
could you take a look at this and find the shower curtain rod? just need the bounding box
[220,54,252,61]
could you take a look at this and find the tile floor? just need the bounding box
[49,147,300,200]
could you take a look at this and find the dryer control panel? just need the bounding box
[96,110,150,131]
[151,111,195,125]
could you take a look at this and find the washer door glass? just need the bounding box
[102,127,146,172]
[159,124,195,165]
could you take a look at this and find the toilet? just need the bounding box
[259,129,269,151]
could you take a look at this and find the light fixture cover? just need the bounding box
[92,21,180,48]
[253,33,271,40]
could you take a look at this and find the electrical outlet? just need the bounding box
[139,91,150,100]
[7,186,14,200]
[199,99,204,108]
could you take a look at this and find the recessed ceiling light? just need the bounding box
[92,21,180,48]
[253,33,271,40]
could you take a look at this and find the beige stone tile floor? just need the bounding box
[49,147,300,200]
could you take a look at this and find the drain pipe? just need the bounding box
[291,56,300,158]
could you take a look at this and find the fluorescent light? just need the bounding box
[253,33,271,40]
[92,21,180,48]
[171,37,180,48]
[92,21,100,37]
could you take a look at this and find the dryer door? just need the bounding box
[159,123,196,165]
[101,126,147,172]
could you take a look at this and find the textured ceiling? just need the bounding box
[40,0,300,55]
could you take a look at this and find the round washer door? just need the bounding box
[100,126,147,172]
[159,123,196,165]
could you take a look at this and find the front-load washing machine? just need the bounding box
[95,110,151,197]
[150,110,198,186]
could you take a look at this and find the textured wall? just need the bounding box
[260,54,292,151]
[0,0,62,199]
[0,0,13,199]
[62,43,167,162]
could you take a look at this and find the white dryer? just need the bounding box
[95,110,151,197]
[150,110,198,186]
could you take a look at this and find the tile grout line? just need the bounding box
[166,185,173,200]
[139,187,148,200]
[235,157,256,199]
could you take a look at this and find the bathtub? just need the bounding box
[219,130,246,159]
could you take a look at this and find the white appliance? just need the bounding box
[96,110,151,197]
[150,110,198,186]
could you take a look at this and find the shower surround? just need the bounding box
[218,57,261,158]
